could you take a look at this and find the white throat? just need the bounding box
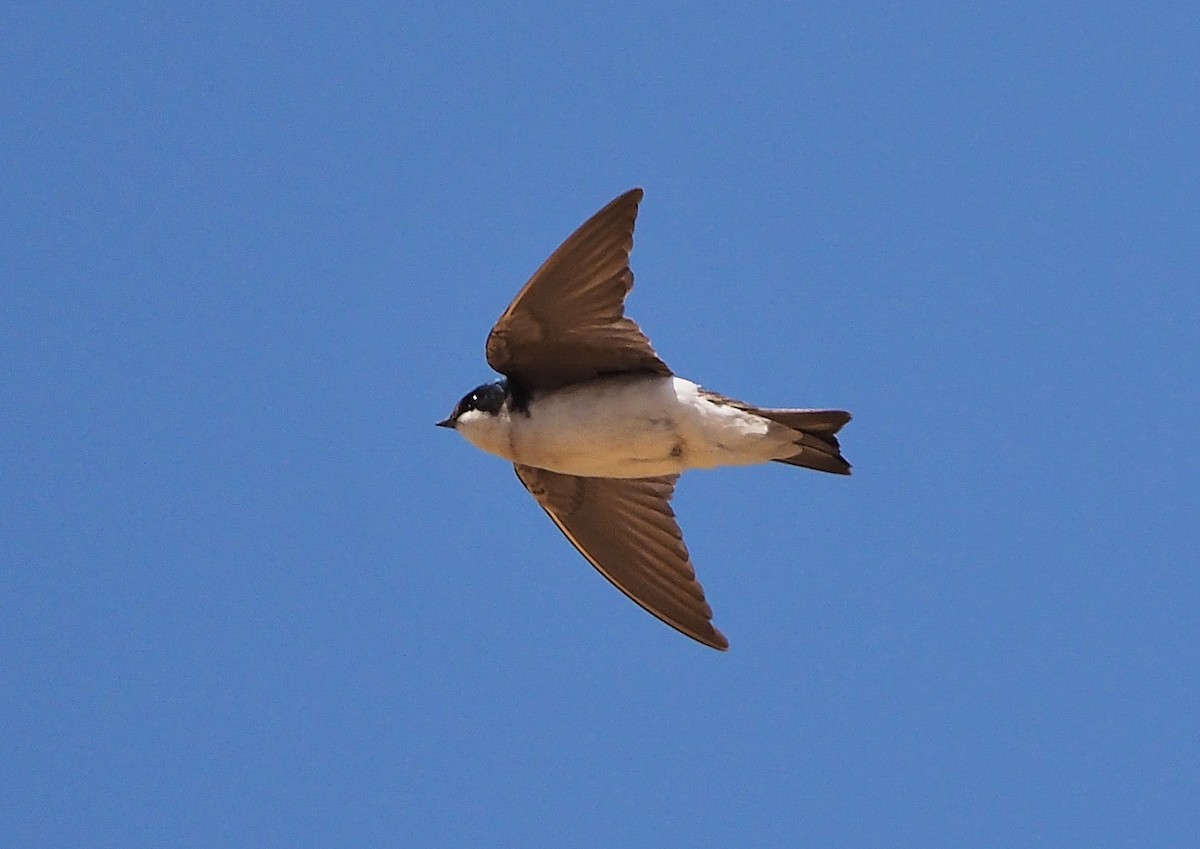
[454,407,516,462]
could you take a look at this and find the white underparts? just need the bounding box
[455,375,799,478]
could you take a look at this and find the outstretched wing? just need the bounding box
[486,189,672,391]
[514,464,728,650]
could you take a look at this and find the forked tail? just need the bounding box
[757,409,852,475]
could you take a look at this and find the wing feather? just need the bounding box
[486,189,672,390]
[514,465,728,650]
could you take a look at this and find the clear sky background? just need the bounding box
[3,3,1198,847]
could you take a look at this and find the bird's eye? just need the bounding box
[456,381,506,417]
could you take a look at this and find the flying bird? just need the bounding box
[438,189,851,650]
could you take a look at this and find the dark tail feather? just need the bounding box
[757,409,852,475]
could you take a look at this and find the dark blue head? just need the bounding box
[437,380,508,428]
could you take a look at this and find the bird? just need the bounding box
[437,188,851,650]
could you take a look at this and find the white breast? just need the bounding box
[507,376,793,478]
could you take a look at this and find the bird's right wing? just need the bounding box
[514,464,727,650]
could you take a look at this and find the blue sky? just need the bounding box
[3,3,1198,847]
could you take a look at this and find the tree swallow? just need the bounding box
[438,188,851,650]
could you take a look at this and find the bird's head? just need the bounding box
[437,380,513,458]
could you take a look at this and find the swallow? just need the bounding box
[438,188,850,650]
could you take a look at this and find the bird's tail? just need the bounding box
[757,408,852,475]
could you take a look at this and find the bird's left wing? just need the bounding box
[486,189,671,391]
[514,464,728,650]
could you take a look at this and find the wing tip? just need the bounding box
[678,619,729,651]
[705,629,731,651]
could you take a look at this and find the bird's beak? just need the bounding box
[435,417,456,429]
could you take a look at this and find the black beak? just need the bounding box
[435,418,456,429]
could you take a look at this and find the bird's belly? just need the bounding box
[509,376,786,478]
[514,409,687,477]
